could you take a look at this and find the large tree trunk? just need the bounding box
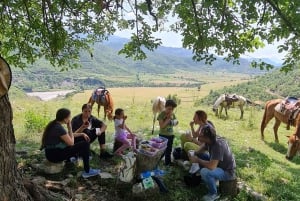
[0,94,33,200]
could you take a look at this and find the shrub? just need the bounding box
[25,110,50,133]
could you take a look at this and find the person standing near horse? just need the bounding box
[40,108,100,178]
[189,125,236,201]
[157,99,178,166]
[71,104,113,159]
[113,108,137,156]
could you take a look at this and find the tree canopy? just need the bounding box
[0,0,299,72]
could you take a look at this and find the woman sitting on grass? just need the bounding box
[180,110,214,154]
[113,108,137,156]
[40,108,100,178]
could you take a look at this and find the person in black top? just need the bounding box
[72,104,113,159]
[41,108,100,178]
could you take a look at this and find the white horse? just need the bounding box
[212,94,253,119]
[151,96,166,134]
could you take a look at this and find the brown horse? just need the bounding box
[286,134,300,160]
[260,98,300,142]
[88,88,114,120]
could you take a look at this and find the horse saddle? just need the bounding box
[281,97,299,111]
[276,97,300,130]
[225,94,239,106]
[93,88,109,103]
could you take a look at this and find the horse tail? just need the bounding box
[106,92,114,121]
[260,101,269,140]
[246,99,253,105]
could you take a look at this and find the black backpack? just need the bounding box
[183,173,202,187]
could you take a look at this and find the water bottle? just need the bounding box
[140,171,153,179]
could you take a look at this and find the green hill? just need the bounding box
[196,68,300,105]
[10,36,273,92]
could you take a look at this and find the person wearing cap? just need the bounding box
[72,103,113,159]
[189,125,236,201]
[157,99,178,166]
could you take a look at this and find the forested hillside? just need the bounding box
[197,68,300,105]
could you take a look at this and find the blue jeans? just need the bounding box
[200,167,235,195]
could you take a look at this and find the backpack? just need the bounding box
[119,152,136,183]
[183,173,202,187]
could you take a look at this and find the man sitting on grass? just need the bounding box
[188,125,236,201]
[72,103,113,159]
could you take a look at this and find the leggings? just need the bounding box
[45,141,90,173]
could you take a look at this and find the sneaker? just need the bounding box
[70,157,78,163]
[202,193,220,201]
[189,163,200,174]
[82,168,101,178]
[100,151,113,159]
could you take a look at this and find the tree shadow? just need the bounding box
[264,141,287,155]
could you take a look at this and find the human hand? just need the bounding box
[82,121,89,129]
[188,155,198,163]
[190,121,195,127]
[82,133,90,142]
[186,134,193,141]
[123,115,127,120]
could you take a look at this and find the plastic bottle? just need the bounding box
[140,171,154,179]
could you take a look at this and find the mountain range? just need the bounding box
[11,36,281,91]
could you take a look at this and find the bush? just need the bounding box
[25,110,50,133]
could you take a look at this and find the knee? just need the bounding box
[180,134,186,141]
[200,168,210,179]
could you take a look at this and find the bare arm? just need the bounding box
[60,121,74,146]
[190,156,219,170]
[159,114,172,128]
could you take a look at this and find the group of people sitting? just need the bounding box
[156,99,236,201]
[40,100,236,201]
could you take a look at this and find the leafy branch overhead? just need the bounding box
[0,0,299,72]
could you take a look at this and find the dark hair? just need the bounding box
[82,103,92,111]
[114,108,124,120]
[202,124,216,144]
[40,108,71,150]
[165,99,177,108]
[195,110,207,122]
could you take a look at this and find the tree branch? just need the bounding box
[265,0,298,36]
[146,0,158,31]
[190,0,203,48]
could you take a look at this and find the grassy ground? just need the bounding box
[11,86,300,201]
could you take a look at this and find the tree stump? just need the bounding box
[219,179,238,197]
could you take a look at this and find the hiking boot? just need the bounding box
[82,168,101,179]
[202,193,220,201]
[100,151,113,159]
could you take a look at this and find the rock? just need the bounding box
[42,159,64,174]
[99,172,114,179]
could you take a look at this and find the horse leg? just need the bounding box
[152,113,156,135]
[103,106,107,120]
[273,118,281,143]
[219,107,223,118]
[260,102,275,141]
[240,106,244,119]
